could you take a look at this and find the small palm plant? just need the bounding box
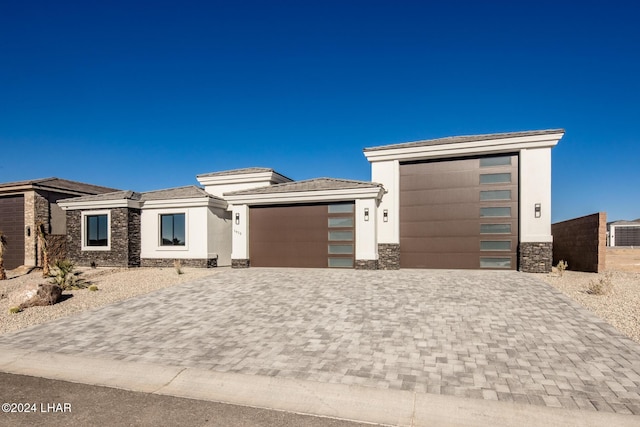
[0,231,7,280]
[36,222,50,277]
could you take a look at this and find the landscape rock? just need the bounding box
[17,283,63,309]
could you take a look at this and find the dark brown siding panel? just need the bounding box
[400,155,519,270]
[0,195,25,269]
[250,204,329,268]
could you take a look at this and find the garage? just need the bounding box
[249,202,355,268]
[0,195,25,269]
[399,154,519,269]
[614,226,640,247]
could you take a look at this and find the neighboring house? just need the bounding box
[56,128,564,273]
[608,220,640,247]
[0,178,118,269]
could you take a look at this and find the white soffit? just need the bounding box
[364,131,565,162]
[226,187,384,207]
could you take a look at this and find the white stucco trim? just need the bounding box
[355,199,378,260]
[80,210,111,252]
[364,132,564,163]
[59,199,142,210]
[225,187,384,207]
[142,197,226,210]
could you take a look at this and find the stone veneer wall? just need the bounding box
[231,259,250,268]
[377,244,400,270]
[355,259,378,270]
[552,212,606,273]
[141,258,217,268]
[67,207,142,267]
[23,191,50,266]
[519,242,553,273]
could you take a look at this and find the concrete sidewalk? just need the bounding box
[0,346,637,427]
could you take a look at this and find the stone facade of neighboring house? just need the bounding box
[0,178,117,269]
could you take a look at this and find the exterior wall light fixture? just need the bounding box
[383,209,388,222]
[26,226,31,237]
[364,208,369,221]
[534,203,541,218]
[235,213,240,225]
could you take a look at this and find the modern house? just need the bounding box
[56,128,564,273]
[0,178,118,269]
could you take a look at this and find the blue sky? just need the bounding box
[1,1,638,222]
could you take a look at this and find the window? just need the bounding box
[328,244,353,254]
[328,217,354,227]
[328,258,353,268]
[480,156,511,167]
[161,214,185,246]
[86,214,108,247]
[480,224,512,234]
[480,241,511,251]
[81,210,111,251]
[480,207,511,217]
[480,190,511,201]
[329,231,353,241]
[480,173,511,184]
[328,204,354,213]
[480,258,512,269]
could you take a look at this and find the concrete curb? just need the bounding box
[1,346,638,427]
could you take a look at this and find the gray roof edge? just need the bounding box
[196,167,292,181]
[0,177,119,194]
[224,177,383,196]
[363,129,566,152]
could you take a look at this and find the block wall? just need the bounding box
[552,212,606,273]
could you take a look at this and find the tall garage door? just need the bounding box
[250,203,355,268]
[400,154,518,269]
[0,195,25,269]
[615,226,640,246]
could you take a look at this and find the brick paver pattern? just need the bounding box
[1,269,639,415]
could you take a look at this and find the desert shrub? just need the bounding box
[174,260,183,275]
[556,260,568,277]
[88,285,99,292]
[50,259,89,290]
[9,306,21,314]
[587,273,613,295]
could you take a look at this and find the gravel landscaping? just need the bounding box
[0,267,219,335]
[537,269,640,344]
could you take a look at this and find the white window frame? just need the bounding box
[156,210,189,251]
[81,210,112,251]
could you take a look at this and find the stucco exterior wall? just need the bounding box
[140,206,213,262]
[355,198,377,261]
[370,160,399,245]
[519,148,553,243]
[209,207,232,266]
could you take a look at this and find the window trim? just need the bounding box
[160,213,187,247]
[81,210,111,251]
[156,211,189,251]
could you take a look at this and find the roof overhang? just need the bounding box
[58,199,143,210]
[142,197,227,209]
[363,131,565,163]
[197,170,292,187]
[226,186,385,207]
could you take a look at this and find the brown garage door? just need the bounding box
[250,203,355,268]
[400,154,518,269]
[0,195,25,269]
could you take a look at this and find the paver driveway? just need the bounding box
[1,268,639,415]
